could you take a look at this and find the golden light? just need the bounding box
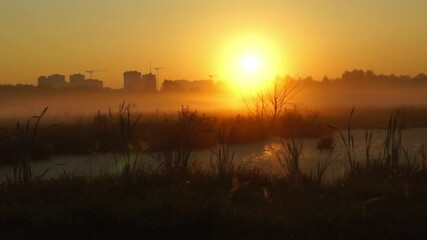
[241,55,260,73]
[218,33,284,95]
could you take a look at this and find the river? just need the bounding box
[1,128,427,180]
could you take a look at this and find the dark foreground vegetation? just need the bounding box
[1,104,427,239]
[2,165,427,239]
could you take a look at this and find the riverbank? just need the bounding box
[3,104,427,165]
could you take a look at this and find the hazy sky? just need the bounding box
[1,0,426,88]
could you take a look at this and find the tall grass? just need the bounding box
[330,108,427,183]
[10,107,49,184]
[312,158,332,183]
[382,110,405,177]
[275,137,332,184]
[114,102,141,180]
[210,124,235,176]
[328,107,358,176]
[365,129,373,167]
[154,106,213,173]
[276,138,303,179]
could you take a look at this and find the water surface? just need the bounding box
[1,128,426,180]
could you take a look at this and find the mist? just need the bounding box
[2,77,427,120]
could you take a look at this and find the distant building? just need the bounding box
[69,73,103,89]
[38,76,48,86]
[37,73,103,89]
[123,71,142,90]
[37,74,67,88]
[84,79,103,89]
[141,73,156,91]
[69,74,85,87]
[162,80,185,91]
[162,79,214,92]
[123,71,156,91]
[188,80,214,91]
[162,80,190,91]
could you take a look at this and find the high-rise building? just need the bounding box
[123,71,156,91]
[69,74,85,87]
[123,71,142,90]
[37,74,67,88]
[141,73,156,92]
[161,79,214,92]
[84,79,103,89]
[37,76,48,86]
[37,73,103,89]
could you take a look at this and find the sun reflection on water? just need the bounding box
[263,142,282,158]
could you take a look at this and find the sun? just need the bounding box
[234,53,265,91]
[218,34,283,95]
[241,55,260,73]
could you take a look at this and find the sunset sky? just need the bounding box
[1,0,426,88]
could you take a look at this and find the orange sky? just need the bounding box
[1,0,426,88]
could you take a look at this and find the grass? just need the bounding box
[210,124,236,177]
[328,107,358,176]
[5,105,427,163]
[2,105,427,238]
[0,106,331,164]
[7,107,49,184]
[151,106,214,173]
[1,167,427,239]
[114,102,141,181]
[276,138,303,179]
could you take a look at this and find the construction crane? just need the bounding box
[85,69,106,79]
[153,67,166,90]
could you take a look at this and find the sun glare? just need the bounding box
[219,34,283,95]
[241,55,260,73]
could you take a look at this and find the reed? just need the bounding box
[154,106,214,173]
[312,158,332,183]
[114,102,141,181]
[382,110,405,178]
[328,107,358,176]
[210,124,235,176]
[9,107,49,184]
[276,138,303,179]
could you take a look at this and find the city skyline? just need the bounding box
[25,68,427,90]
[34,69,220,91]
[1,0,427,89]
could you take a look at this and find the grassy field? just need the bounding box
[2,104,427,238]
[1,167,427,239]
